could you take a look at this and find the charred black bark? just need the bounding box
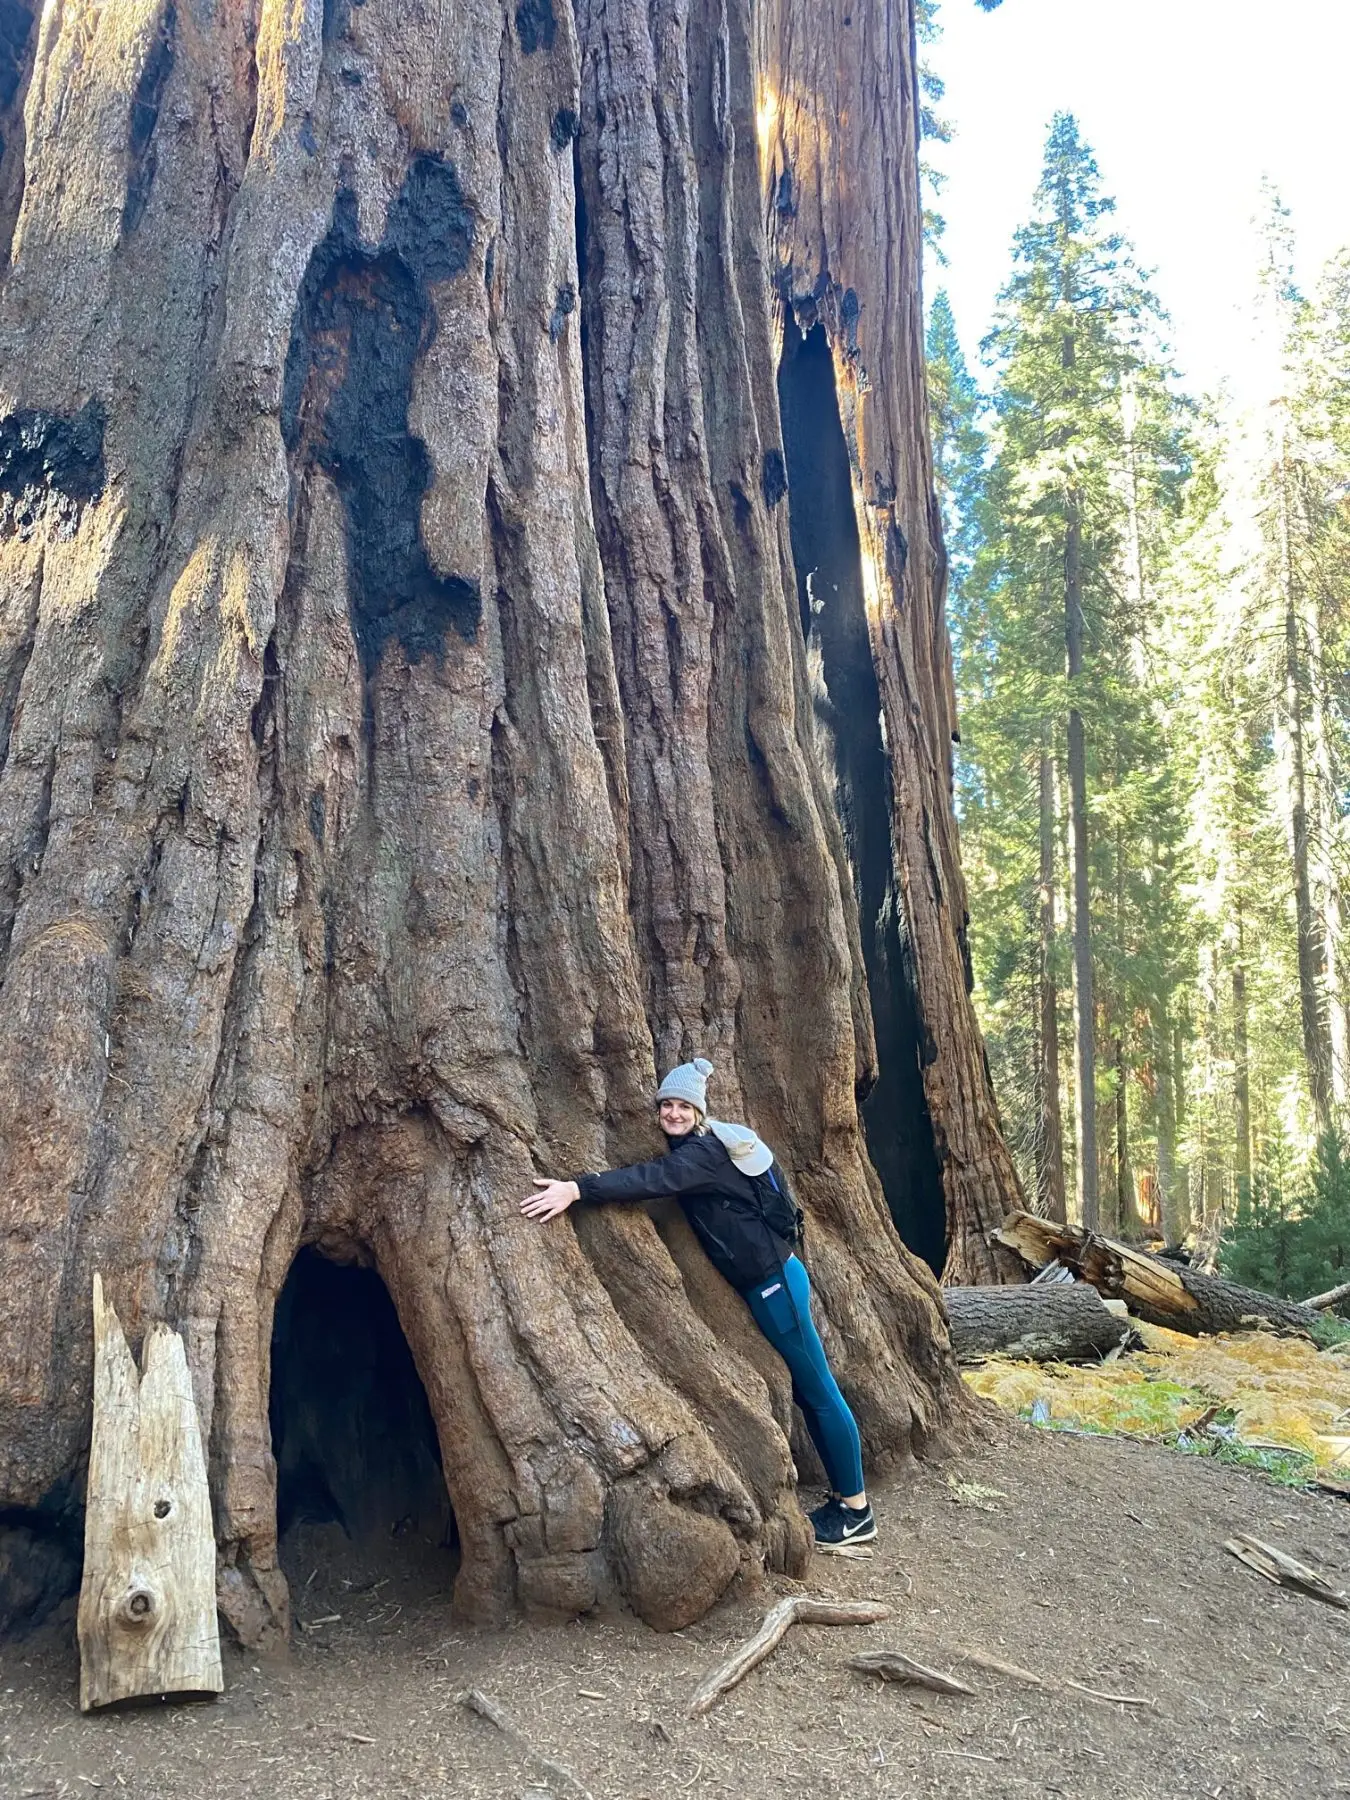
[0,398,106,516]
[281,166,480,676]
[778,323,945,1271]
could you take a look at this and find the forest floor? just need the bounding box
[3,1420,1348,1800]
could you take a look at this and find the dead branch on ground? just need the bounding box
[686,1596,891,1716]
[951,1646,1157,1709]
[459,1687,594,1798]
[848,1650,974,1695]
[1225,1535,1349,1609]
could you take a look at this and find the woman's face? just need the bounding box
[658,1097,699,1137]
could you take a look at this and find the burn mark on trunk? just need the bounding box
[0,0,33,110]
[0,1478,84,1635]
[778,323,945,1271]
[515,0,556,54]
[0,398,106,535]
[121,2,176,239]
[761,449,787,509]
[0,2,34,268]
[282,161,480,676]
[551,107,579,151]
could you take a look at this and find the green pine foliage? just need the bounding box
[929,117,1350,1265]
[950,115,1197,1222]
[1222,1134,1350,1304]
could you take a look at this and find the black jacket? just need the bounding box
[576,1131,792,1291]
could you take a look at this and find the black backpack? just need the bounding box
[752,1160,805,1248]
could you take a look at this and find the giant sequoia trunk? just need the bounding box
[0,0,1018,1643]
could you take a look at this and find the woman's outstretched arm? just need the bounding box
[520,1135,726,1220]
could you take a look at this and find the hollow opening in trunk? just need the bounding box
[269,1247,456,1599]
[0,1479,83,1637]
[777,321,946,1272]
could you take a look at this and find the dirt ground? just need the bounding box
[3,1421,1348,1800]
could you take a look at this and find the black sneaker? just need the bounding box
[812,1498,876,1552]
[807,1496,840,1534]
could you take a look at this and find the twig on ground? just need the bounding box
[458,1687,594,1799]
[951,1647,1047,1687]
[1064,1680,1159,1708]
[686,1596,891,1716]
[848,1650,974,1696]
[952,1646,1157,1710]
[1225,1534,1350,1609]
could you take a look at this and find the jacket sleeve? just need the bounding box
[575,1136,725,1205]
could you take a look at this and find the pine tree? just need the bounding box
[926,289,985,666]
[1245,193,1348,1134]
[961,115,1194,1231]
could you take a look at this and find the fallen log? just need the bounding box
[942,1283,1130,1363]
[994,1212,1325,1338]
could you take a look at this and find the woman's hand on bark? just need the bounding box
[521,1178,580,1220]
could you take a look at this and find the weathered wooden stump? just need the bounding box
[77,1275,222,1711]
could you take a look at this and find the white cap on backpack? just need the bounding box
[706,1118,775,1177]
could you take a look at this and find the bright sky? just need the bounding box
[926,0,1350,408]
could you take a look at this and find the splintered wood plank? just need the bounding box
[77,1274,223,1710]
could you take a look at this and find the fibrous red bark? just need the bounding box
[0,0,1014,1641]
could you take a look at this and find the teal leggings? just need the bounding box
[743,1255,865,1496]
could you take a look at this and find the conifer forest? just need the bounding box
[927,92,1350,1300]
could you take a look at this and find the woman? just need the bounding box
[520,1058,875,1551]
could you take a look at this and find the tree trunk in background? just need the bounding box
[1109,824,1142,1240]
[0,0,1008,1642]
[1064,497,1099,1230]
[1308,603,1348,1118]
[1233,913,1252,1209]
[1113,1032,1143,1240]
[1035,745,1067,1222]
[1154,1003,1188,1247]
[1276,429,1333,1132]
[1204,1164,1225,1227]
[1173,1015,1191,1230]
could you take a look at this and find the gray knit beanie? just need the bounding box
[655,1057,714,1117]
